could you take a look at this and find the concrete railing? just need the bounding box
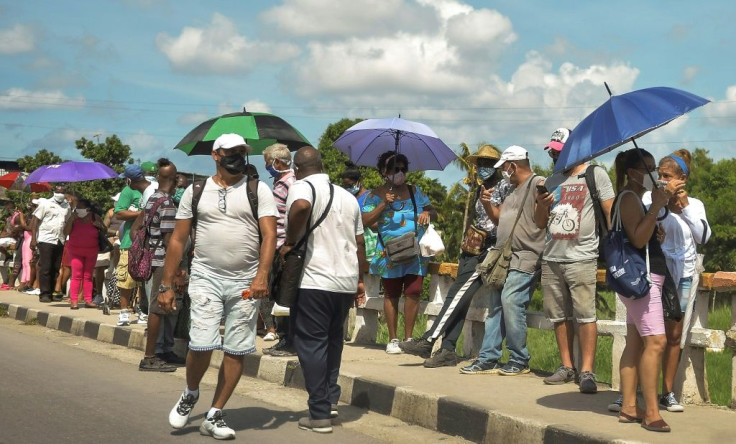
[350,262,736,408]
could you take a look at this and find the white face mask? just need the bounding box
[53,193,65,202]
[501,164,515,181]
[75,208,88,218]
[634,170,655,192]
[388,171,406,186]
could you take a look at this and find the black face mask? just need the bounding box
[219,153,246,175]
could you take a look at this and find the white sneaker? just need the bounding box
[263,331,278,341]
[117,309,130,326]
[200,410,235,439]
[137,313,148,325]
[386,338,402,354]
[26,288,40,295]
[169,391,199,429]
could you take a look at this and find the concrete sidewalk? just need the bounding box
[2,290,733,444]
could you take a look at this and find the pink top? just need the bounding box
[67,218,99,251]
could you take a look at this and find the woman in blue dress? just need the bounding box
[362,152,434,354]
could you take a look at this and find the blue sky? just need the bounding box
[1,0,734,187]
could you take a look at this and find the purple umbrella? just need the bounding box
[24,161,118,184]
[333,117,457,171]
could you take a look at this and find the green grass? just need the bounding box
[373,283,733,406]
[0,306,7,318]
[23,317,38,326]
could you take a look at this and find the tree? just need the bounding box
[17,149,63,173]
[70,135,132,212]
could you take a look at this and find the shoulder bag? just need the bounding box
[604,190,651,299]
[377,185,420,264]
[477,177,535,289]
[270,182,334,308]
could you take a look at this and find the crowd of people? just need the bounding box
[0,128,711,437]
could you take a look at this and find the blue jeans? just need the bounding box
[478,269,540,366]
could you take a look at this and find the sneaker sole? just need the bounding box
[459,368,501,375]
[199,426,236,439]
[298,425,333,433]
[663,405,684,412]
[385,349,403,354]
[580,384,598,394]
[139,366,176,372]
[499,368,530,376]
[543,377,574,385]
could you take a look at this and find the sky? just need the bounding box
[1,0,735,187]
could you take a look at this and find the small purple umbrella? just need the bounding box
[24,161,118,184]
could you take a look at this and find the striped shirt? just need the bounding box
[272,170,295,248]
[145,191,177,267]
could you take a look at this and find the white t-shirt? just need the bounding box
[177,177,277,281]
[140,181,159,208]
[33,198,71,244]
[285,173,364,294]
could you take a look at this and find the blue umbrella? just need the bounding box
[24,161,118,184]
[554,85,710,173]
[333,117,457,172]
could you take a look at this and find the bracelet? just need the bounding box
[158,284,173,293]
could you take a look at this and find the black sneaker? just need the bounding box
[499,362,530,376]
[52,291,64,301]
[399,338,433,358]
[39,294,52,303]
[543,365,577,385]
[459,360,502,375]
[263,339,297,357]
[423,348,461,368]
[579,371,598,394]
[659,392,684,412]
[157,351,186,366]
[139,356,176,372]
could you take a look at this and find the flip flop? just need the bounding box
[618,411,643,423]
[642,419,671,432]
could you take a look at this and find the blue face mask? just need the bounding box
[266,164,280,178]
[345,185,360,195]
[477,167,495,181]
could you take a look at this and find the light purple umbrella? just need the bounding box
[24,161,118,184]
[333,117,457,171]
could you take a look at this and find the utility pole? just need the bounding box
[93,134,101,145]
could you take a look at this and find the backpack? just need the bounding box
[583,164,609,266]
[189,174,260,255]
[128,195,169,282]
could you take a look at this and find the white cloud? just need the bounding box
[242,100,272,113]
[681,66,700,85]
[702,85,736,128]
[261,0,439,38]
[0,88,86,111]
[156,13,300,75]
[0,24,35,54]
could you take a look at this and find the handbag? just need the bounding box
[377,185,420,264]
[419,223,445,257]
[98,228,114,253]
[604,190,651,299]
[270,182,334,308]
[460,225,488,256]
[477,177,535,289]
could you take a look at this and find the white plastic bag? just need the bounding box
[271,302,290,317]
[419,224,445,257]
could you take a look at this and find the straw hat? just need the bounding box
[466,144,501,165]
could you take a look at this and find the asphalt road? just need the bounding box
[0,318,467,444]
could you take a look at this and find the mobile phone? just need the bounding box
[536,184,548,194]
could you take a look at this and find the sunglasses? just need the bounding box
[388,166,408,174]
[218,188,227,213]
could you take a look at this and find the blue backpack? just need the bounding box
[604,191,651,299]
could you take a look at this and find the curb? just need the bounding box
[1,302,627,443]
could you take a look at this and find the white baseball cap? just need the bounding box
[212,133,252,153]
[545,128,571,152]
[494,145,529,168]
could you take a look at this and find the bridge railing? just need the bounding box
[349,262,736,408]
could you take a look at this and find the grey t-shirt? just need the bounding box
[496,175,546,274]
[542,166,614,262]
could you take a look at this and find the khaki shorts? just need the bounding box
[115,249,138,290]
[542,259,598,324]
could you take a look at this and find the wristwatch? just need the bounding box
[158,284,173,293]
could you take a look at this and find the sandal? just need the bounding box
[618,411,643,423]
[641,419,671,432]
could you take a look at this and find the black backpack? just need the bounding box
[582,164,609,266]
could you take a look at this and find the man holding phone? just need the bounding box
[534,128,615,394]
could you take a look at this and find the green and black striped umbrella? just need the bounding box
[174,111,311,156]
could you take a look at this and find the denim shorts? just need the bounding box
[542,259,598,323]
[187,271,260,356]
[677,276,694,313]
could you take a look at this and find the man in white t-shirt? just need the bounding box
[281,146,365,434]
[158,133,277,440]
[31,185,71,303]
